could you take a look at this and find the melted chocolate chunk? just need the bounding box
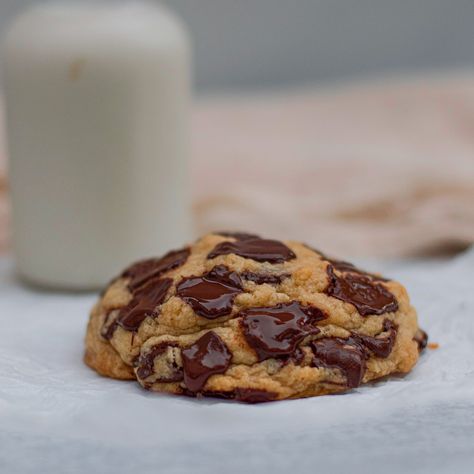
[305,244,390,282]
[122,247,190,290]
[215,231,261,241]
[117,278,172,331]
[311,338,367,388]
[100,311,117,340]
[327,258,390,282]
[240,271,290,285]
[327,259,357,273]
[311,321,397,388]
[354,320,398,358]
[136,342,183,382]
[176,265,243,319]
[182,332,232,392]
[413,328,428,352]
[240,302,326,361]
[103,278,172,339]
[101,248,189,339]
[325,265,398,316]
[208,238,296,263]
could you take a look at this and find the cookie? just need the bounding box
[84,232,426,402]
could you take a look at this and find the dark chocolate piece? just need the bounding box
[215,231,261,241]
[102,278,172,339]
[101,248,188,339]
[240,271,290,285]
[122,247,190,290]
[327,258,390,282]
[117,278,172,331]
[208,238,296,263]
[304,244,390,282]
[311,320,397,387]
[182,332,232,392]
[136,342,183,382]
[240,302,326,361]
[354,319,398,358]
[311,338,367,388]
[413,328,428,352]
[176,265,243,319]
[101,311,119,340]
[325,265,398,316]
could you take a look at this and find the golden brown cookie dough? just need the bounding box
[84,232,426,402]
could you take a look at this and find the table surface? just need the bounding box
[1,250,473,474]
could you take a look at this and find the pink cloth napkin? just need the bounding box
[191,75,474,257]
[1,74,474,257]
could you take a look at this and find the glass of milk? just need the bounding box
[3,1,192,290]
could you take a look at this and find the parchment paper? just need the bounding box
[0,250,473,474]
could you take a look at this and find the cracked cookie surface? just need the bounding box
[84,232,425,402]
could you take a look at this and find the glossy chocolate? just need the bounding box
[101,248,188,339]
[208,238,296,263]
[117,278,173,331]
[103,277,172,339]
[240,271,290,285]
[325,265,398,316]
[240,302,326,361]
[305,244,390,282]
[327,258,390,282]
[176,265,243,319]
[311,338,367,388]
[354,319,398,358]
[122,247,190,290]
[311,320,397,387]
[182,332,232,392]
[136,342,183,382]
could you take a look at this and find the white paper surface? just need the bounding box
[1,251,473,474]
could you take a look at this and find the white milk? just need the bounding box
[3,1,192,290]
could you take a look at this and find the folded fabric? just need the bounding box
[192,75,474,257]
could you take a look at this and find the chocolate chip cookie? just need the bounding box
[84,232,426,402]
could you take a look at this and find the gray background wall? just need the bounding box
[1,0,474,92]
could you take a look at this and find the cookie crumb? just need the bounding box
[427,342,439,350]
